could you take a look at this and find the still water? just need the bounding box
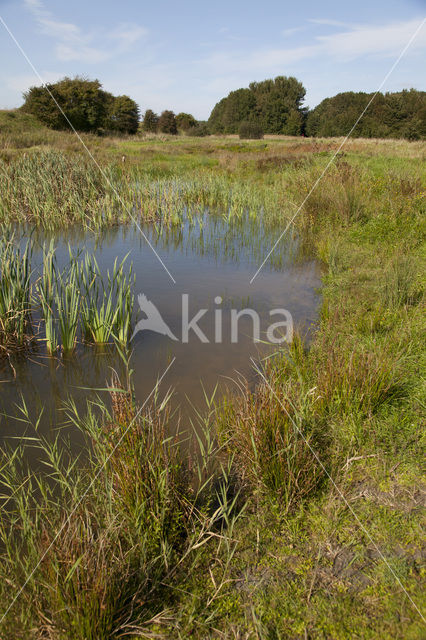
[0,213,321,452]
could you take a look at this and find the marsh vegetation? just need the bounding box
[0,238,134,354]
[0,115,424,638]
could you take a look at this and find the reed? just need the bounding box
[37,241,58,354]
[0,368,239,638]
[0,238,135,356]
[54,260,80,355]
[79,254,134,346]
[0,237,32,350]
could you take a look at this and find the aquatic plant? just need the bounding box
[37,241,58,354]
[0,237,136,356]
[0,238,32,350]
[79,254,134,346]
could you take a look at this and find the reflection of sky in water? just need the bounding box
[1,212,321,456]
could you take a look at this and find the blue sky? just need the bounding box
[0,0,425,118]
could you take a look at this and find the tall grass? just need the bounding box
[0,238,32,351]
[0,369,239,638]
[380,254,419,309]
[55,259,80,355]
[0,239,135,355]
[79,254,134,346]
[218,339,328,512]
[37,241,58,354]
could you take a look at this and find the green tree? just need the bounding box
[158,110,177,134]
[283,110,303,135]
[209,89,256,134]
[208,76,306,135]
[222,89,256,133]
[250,76,306,134]
[107,95,140,134]
[208,98,227,134]
[305,89,426,139]
[22,77,107,132]
[176,112,197,131]
[142,109,159,133]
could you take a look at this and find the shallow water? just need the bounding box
[0,212,321,455]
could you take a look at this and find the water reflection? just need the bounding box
[1,211,321,456]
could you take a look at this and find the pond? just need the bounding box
[0,212,321,457]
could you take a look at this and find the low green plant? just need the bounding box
[0,238,136,356]
[218,346,327,512]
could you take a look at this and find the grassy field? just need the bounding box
[0,110,425,638]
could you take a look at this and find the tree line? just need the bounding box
[208,79,425,140]
[141,109,208,135]
[21,76,425,140]
[306,89,425,140]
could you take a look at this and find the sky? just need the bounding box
[0,0,425,119]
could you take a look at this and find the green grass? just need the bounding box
[0,117,424,638]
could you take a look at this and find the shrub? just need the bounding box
[188,123,210,137]
[239,121,264,139]
[142,109,159,133]
[158,110,177,135]
[176,112,197,131]
[22,77,140,135]
[106,95,140,134]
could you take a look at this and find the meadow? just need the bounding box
[0,110,424,639]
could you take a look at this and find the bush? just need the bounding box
[106,95,140,134]
[239,121,264,139]
[158,110,177,135]
[142,109,159,133]
[176,112,197,131]
[22,77,107,132]
[188,123,210,137]
[22,77,140,134]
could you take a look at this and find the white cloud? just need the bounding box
[203,18,426,77]
[318,18,426,59]
[308,19,350,28]
[110,24,149,49]
[24,0,148,64]
[282,26,307,37]
[54,44,110,64]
